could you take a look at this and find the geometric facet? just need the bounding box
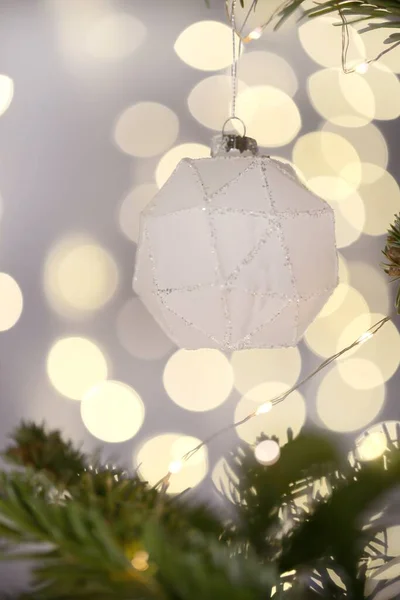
[280,212,337,296]
[133,155,338,350]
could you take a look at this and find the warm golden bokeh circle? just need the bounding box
[81,380,145,442]
[236,51,298,97]
[308,68,375,128]
[292,131,361,198]
[299,16,365,68]
[135,434,208,494]
[0,74,13,117]
[86,12,146,60]
[231,347,301,395]
[163,349,234,412]
[188,75,246,131]
[322,122,388,175]
[174,21,241,71]
[44,236,119,318]
[236,85,301,147]
[316,366,385,432]
[0,273,23,332]
[114,102,179,158]
[47,337,108,400]
[304,286,369,357]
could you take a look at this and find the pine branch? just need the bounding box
[0,472,162,599]
[226,432,400,598]
[3,422,87,487]
[224,432,343,557]
[381,213,400,312]
[207,0,400,43]
[144,519,277,600]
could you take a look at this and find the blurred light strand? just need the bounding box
[157,316,390,490]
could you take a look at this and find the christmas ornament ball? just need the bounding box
[133,134,337,350]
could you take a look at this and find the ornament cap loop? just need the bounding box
[211,132,259,158]
[222,116,247,137]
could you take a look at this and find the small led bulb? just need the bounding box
[255,401,273,416]
[358,331,373,344]
[168,460,183,474]
[247,27,263,41]
[355,62,369,75]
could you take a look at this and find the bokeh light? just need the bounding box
[236,51,297,96]
[254,439,281,465]
[318,254,350,318]
[304,286,369,357]
[163,349,233,412]
[351,422,400,471]
[81,380,144,442]
[308,68,375,128]
[0,273,23,332]
[338,314,400,383]
[174,21,240,71]
[188,75,246,130]
[235,382,306,445]
[357,168,400,236]
[119,183,158,243]
[322,122,388,176]
[316,366,385,432]
[231,347,301,395]
[44,236,118,318]
[292,131,361,198]
[307,179,365,248]
[49,1,146,67]
[156,143,210,188]
[338,358,384,391]
[236,86,301,147]
[117,298,175,360]
[299,16,365,68]
[348,261,389,315]
[362,63,400,121]
[355,430,387,462]
[86,12,146,60]
[114,102,179,158]
[0,75,13,116]
[135,434,208,494]
[47,337,108,400]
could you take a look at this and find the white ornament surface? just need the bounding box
[133,155,338,351]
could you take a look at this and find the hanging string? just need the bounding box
[231,0,239,119]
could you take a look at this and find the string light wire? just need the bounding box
[156,316,390,488]
[340,8,400,73]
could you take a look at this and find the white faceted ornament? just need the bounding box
[133,141,338,351]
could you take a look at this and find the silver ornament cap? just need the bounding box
[211,133,259,158]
